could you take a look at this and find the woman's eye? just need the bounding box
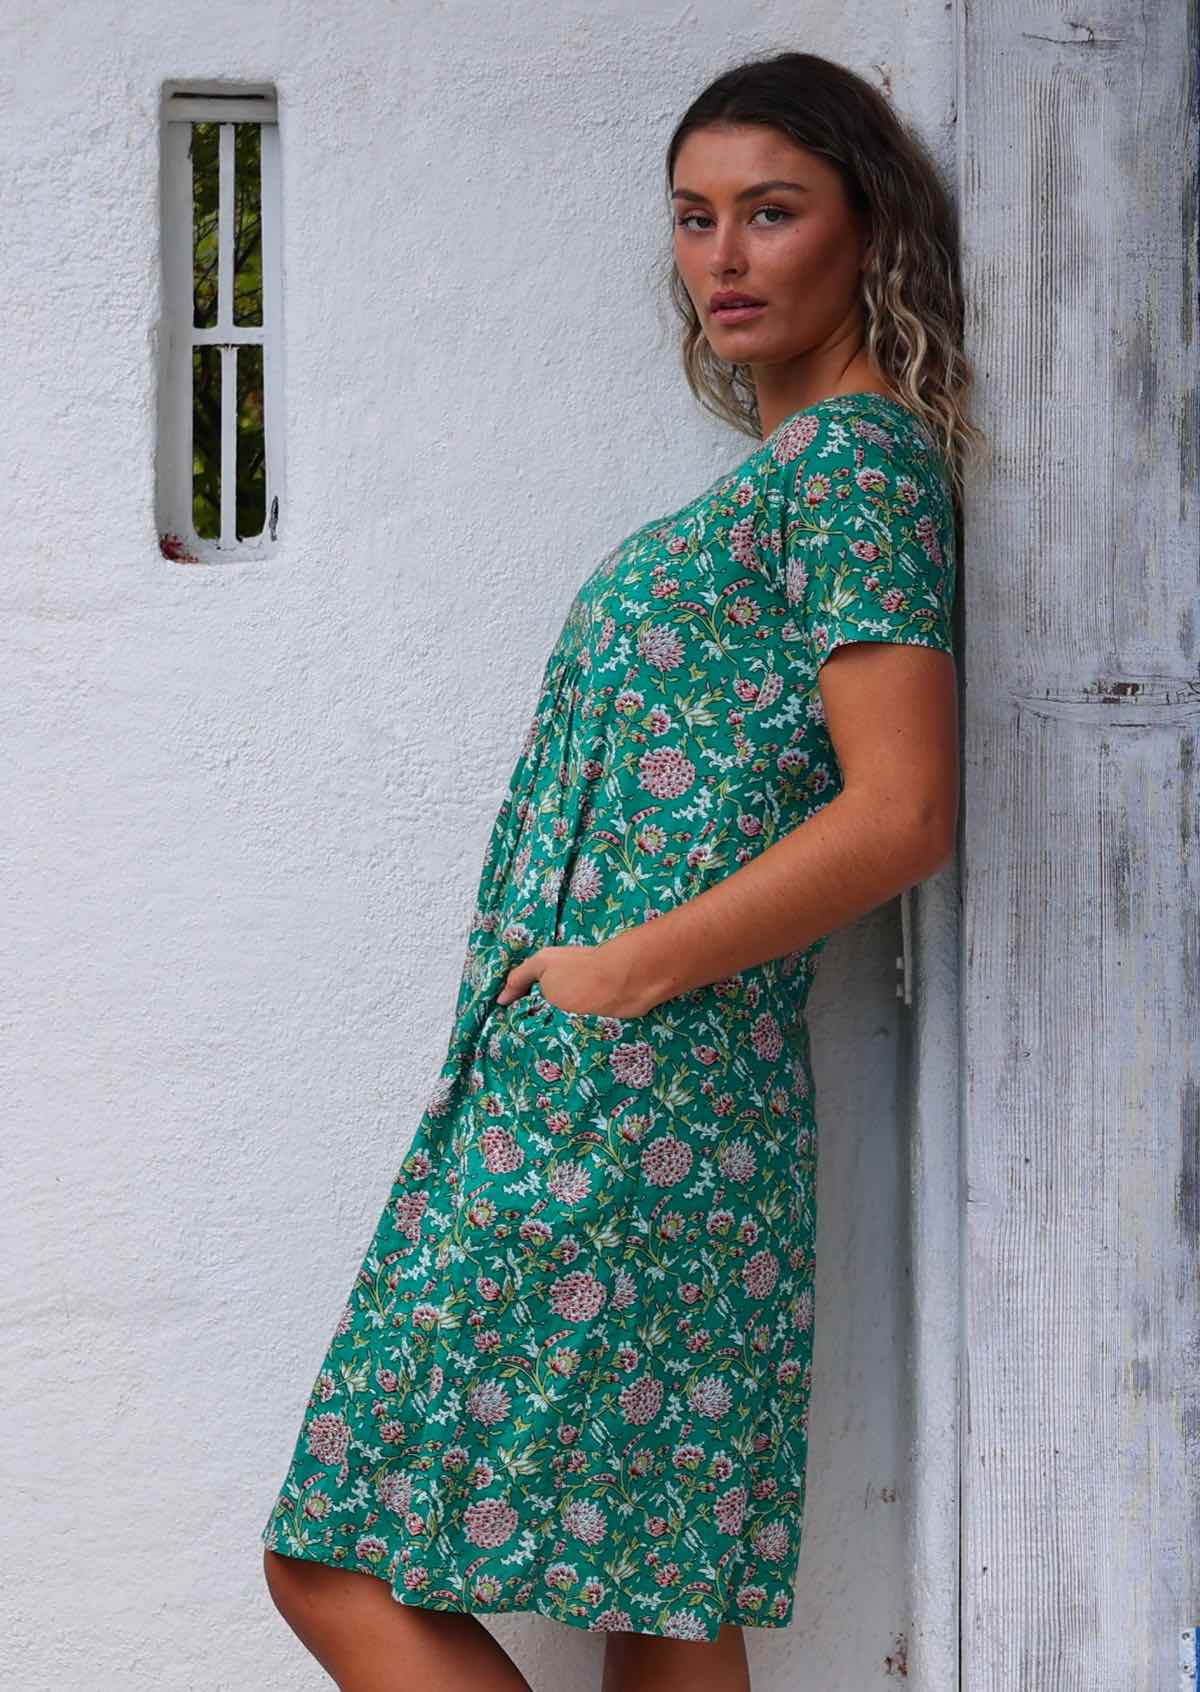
[674,205,790,231]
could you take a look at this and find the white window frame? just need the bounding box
[158,82,283,563]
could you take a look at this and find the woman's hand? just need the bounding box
[495,944,645,1019]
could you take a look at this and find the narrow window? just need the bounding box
[158,83,282,563]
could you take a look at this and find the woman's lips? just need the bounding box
[710,303,766,323]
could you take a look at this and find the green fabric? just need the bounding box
[262,392,957,1642]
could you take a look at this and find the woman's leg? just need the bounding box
[262,1549,533,1692]
[601,1623,751,1692]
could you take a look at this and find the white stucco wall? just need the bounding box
[2,4,957,1687]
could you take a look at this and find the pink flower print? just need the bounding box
[672,1442,704,1471]
[777,746,810,777]
[664,1611,709,1640]
[714,1485,748,1535]
[770,412,820,464]
[640,1134,693,1186]
[751,1521,791,1562]
[406,1150,432,1179]
[802,472,833,506]
[855,463,889,494]
[750,1010,783,1062]
[646,1514,669,1536]
[849,538,881,562]
[916,511,943,563]
[424,1076,455,1118]
[519,1217,552,1246]
[580,1576,606,1604]
[688,1374,733,1419]
[791,1287,815,1331]
[562,1499,608,1546]
[471,1458,495,1489]
[881,586,907,613]
[736,1583,767,1610]
[679,1281,703,1304]
[784,555,808,606]
[545,1561,578,1591]
[549,1270,608,1323]
[637,623,686,672]
[729,513,759,566]
[394,1188,428,1243]
[534,1055,564,1083]
[637,744,695,800]
[314,1370,336,1401]
[646,704,671,735]
[776,1358,803,1386]
[634,822,667,856]
[610,1268,637,1310]
[754,670,784,711]
[305,1412,350,1466]
[706,1207,734,1236]
[711,1451,734,1481]
[591,1609,634,1632]
[615,1343,640,1371]
[617,1372,663,1426]
[742,1249,779,1299]
[547,1160,592,1204]
[473,1575,503,1605]
[467,1380,511,1427]
[718,1139,756,1183]
[736,813,763,837]
[476,1275,502,1301]
[480,1127,523,1174]
[355,1534,388,1565]
[376,1470,413,1515]
[726,596,760,629]
[569,855,603,902]
[610,1041,656,1088]
[462,1498,519,1549]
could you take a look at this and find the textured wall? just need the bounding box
[1,3,956,1687]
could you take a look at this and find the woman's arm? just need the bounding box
[596,641,959,1015]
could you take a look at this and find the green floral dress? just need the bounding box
[261,391,957,1641]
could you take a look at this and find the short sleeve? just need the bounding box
[778,411,957,670]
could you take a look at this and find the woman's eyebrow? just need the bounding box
[669,179,813,203]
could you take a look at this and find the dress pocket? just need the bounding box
[519,977,648,1038]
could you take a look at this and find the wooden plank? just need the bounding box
[958,0,1199,1685]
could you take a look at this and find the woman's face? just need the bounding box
[670,122,871,381]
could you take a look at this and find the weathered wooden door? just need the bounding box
[956,2,1199,1686]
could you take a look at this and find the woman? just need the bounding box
[262,48,983,1692]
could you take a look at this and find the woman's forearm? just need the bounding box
[598,791,955,1016]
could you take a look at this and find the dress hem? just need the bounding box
[261,1535,795,1644]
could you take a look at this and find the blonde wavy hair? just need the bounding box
[663,50,988,512]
